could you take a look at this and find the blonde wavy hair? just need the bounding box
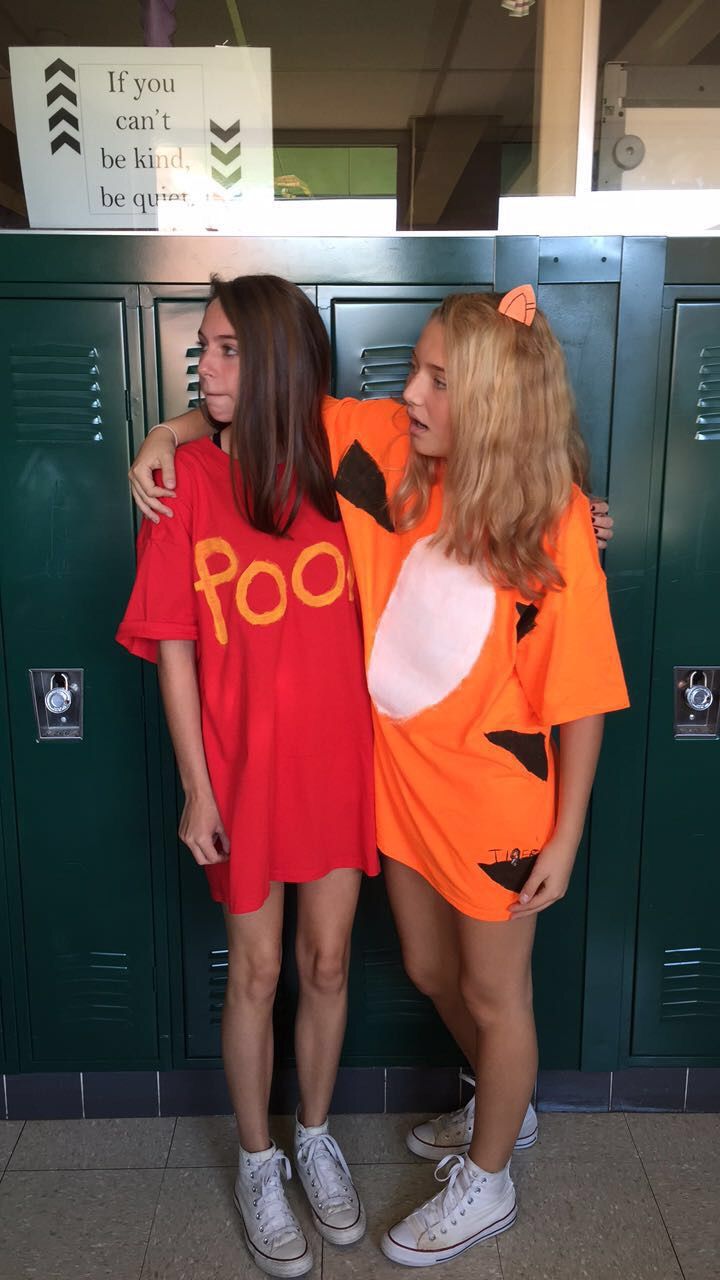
[390,292,589,600]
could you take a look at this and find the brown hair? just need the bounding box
[391,292,589,599]
[206,274,336,535]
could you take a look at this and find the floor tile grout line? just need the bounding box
[1,1121,25,1177]
[164,1116,178,1170]
[0,1118,25,1185]
[137,1159,169,1280]
[622,1112,688,1280]
[495,1234,505,1279]
[3,1162,180,1173]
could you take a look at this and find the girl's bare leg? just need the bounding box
[383,857,477,1064]
[456,911,537,1171]
[294,868,362,1126]
[222,886,284,1152]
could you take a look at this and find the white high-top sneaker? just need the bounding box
[233,1143,312,1278]
[294,1113,366,1245]
[381,1153,517,1267]
[406,1073,538,1160]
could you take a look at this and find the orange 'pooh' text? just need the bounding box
[193,537,351,642]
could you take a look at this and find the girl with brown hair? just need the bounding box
[129,283,626,1269]
[118,275,377,1278]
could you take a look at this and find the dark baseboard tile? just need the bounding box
[6,1072,83,1120]
[269,1067,386,1115]
[683,1068,720,1113]
[159,1069,232,1117]
[536,1071,611,1112]
[83,1070,160,1119]
[610,1067,687,1113]
[386,1066,463,1114]
[3,1064,720,1119]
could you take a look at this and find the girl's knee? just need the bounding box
[402,947,454,1000]
[459,970,533,1027]
[226,948,282,1005]
[296,941,349,997]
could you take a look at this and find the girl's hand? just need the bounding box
[129,425,178,522]
[589,498,613,550]
[178,791,230,866]
[508,838,577,918]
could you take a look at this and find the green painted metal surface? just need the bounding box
[0,233,715,1073]
[632,298,720,1057]
[0,291,161,1067]
[582,238,668,1069]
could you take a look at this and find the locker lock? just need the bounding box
[684,671,714,713]
[44,673,72,716]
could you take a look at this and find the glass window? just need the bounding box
[0,0,557,233]
[595,0,720,192]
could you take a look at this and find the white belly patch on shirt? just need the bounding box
[367,536,496,720]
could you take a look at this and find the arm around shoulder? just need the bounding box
[129,407,211,522]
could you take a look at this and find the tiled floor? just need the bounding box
[0,1111,717,1280]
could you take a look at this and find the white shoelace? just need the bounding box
[416,1154,486,1242]
[296,1131,355,1211]
[249,1150,301,1246]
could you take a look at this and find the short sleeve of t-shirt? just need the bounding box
[322,396,408,475]
[116,475,198,664]
[515,488,629,726]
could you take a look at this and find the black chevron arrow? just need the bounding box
[49,107,79,133]
[46,83,77,108]
[211,141,242,165]
[44,58,76,82]
[210,119,240,143]
[211,164,242,189]
[50,131,81,155]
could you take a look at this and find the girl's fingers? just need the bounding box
[510,892,556,918]
[193,834,222,865]
[216,824,230,856]
[161,456,177,491]
[129,477,175,520]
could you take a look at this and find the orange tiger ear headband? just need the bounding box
[497,284,536,326]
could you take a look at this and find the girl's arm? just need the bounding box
[509,713,604,918]
[130,409,209,522]
[157,639,229,866]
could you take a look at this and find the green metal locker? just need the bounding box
[0,288,165,1068]
[632,295,720,1058]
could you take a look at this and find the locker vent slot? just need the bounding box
[53,950,134,1026]
[186,345,202,408]
[695,346,720,438]
[363,947,434,1020]
[359,344,413,400]
[209,947,228,1025]
[660,946,720,1019]
[10,344,104,443]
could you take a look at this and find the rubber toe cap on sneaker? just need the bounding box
[270,1239,310,1263]
[385,1214,424,1249]
[324,1203,361,1229]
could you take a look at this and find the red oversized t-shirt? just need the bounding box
[117,437,378,913]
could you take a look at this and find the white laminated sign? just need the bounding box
[9,46,273,231]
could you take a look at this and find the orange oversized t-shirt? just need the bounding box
[322,396,629,921]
